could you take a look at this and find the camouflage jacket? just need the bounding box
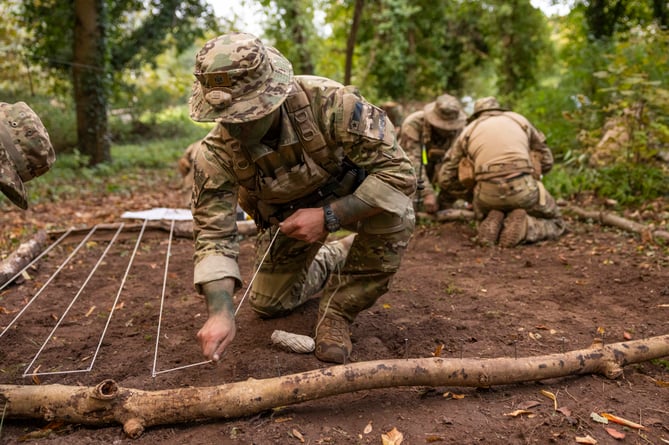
[438,110,553,192]
[192,75,416,289]
[399,110,462,198]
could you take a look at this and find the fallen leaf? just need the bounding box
[442,392,465,399]
[381,427,404,445]
[623,331,632,340]
[363,421,373,434]
[557,406,572,417]
[290,428,305,443]
[382,303,392,309]
[273,416,293,423]
[575,434,598,444]
[540,389,558,411]
[504,409,534,417]
[596,326,606,335]
[590,412,609,424]
[604,427,625,440]
[426,435,445,442]
[432,344,444,357]
[654,379,669,387]
[517,400,541,410]
[600,412,645,430]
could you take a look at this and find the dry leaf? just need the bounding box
[426,435,445,442]
[504,409,533,417]
[273,416,293,423]
[596,326,606,335]
[382,303,392,309]
[363,421,373,434]
[443,392,465,399]
[600,412,645,430]
[654,379,669,388]
[517,400,541,410]
[604,427,625,440]
[381,427,404,445]
[557,406,572,417]
[623,331,632,340]
[290,428,305,443]
[540,389,558,411]
[432,344,444,357]
[590,412,609,424]
[575,434,598,444]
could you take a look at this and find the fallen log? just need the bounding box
[1,335,668,438]
[0,230,47,287]
[564,205,669,242]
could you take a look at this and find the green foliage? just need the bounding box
[12,104,209,206]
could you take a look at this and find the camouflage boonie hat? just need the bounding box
[469,96,507,121]
[0,102,55,209]
[423,94,466,130]
[189,32,293,123]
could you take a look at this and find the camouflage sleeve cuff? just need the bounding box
[354,175,412,215]
[194,254,243,292]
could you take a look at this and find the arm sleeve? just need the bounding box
[191,128,243,292]
[528,125,554,174]
[323,87,416,217]
[437,132,467,192]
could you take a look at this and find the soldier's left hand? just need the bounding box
[280,208,327,243]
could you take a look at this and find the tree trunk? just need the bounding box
[73,0,111,166]
[344,0,364,85]
[2,335,668,438]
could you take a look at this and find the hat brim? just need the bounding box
[424,102,467,130]
[189,46,293,123]
[0,142,28,209]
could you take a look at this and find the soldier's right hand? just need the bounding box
[198,278,237,361]
[197,310,236,361]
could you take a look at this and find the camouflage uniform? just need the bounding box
[438,97,565,247]
[399,94,467,211]
[189,33,416,362]
[0,102,55,209]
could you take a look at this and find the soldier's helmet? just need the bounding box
[469,96,507,121]
[0,102,55,210]
[189,32,294,123]
[423,94,466,131]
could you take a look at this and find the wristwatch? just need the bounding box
[323,203,341,232]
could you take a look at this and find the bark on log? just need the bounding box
[0,230,47,287]
[1,335,668,438]
[565,205,669,242]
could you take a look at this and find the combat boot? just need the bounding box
[499,209,528,247]
[477,210,504,246]
[314,311,352,364]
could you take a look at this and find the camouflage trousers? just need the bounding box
[473,174,566,243]
[248,207,415,322]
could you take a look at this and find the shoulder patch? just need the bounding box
[346,100,388,141]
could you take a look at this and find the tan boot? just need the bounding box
[314,312,352,364]
[477,210,504,246]
[499,209,528,247]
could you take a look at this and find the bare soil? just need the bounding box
[1,190,668,445]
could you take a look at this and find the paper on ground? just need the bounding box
[121,208,193,221]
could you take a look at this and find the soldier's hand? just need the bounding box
[279,208,327,243]
[423,193,438,214]
[197,311,236,362]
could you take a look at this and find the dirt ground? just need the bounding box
[1,191,668,445]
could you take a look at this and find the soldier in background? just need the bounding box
[400,94,467,213]
[438,96,565,247]
[188,33,416,364]
[0,102,55,209]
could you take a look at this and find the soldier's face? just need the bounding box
[225,111,277,145]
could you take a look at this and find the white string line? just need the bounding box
[0,225,100,339]
[152,219,175,377]
[0,228,73,293]
[81,219,150,375]
[153,227,282,376]
[22,224,124,377]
